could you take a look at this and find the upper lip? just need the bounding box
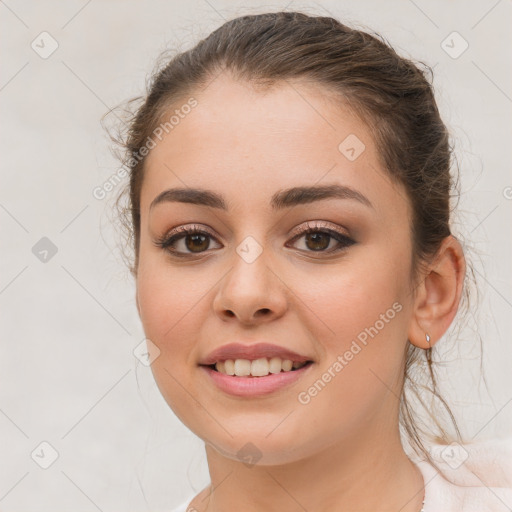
[199,342,314,366]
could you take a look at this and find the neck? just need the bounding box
[192,423,425,512]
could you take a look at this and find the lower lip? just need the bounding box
[199,362,314,397]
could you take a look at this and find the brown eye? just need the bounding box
[184,233,210,253]
[153,225,221,257]
[303,232,331,251]
[288,224,356,254]
[153,222,356,258]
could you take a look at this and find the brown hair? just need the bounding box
[106,10,479,475]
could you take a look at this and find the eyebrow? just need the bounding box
[149,184,374,212]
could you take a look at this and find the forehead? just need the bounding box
[140,74,407,220]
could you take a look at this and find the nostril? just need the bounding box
[253,308,272,319]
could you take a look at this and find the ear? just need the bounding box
[408,235,466,349]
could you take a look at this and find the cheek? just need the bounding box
[136,258,209,363]
[304,250,408,340]
[290,273,409,446]
[301,251,410,392]
[136,260,213,423]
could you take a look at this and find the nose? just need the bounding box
[212,246,288,325]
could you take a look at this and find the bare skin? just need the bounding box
[135,73,466,512]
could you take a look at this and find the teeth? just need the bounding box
[234,359,251,376]
[214,357,308,377]
[223,360,233,375]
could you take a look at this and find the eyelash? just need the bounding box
[153,221,356,258]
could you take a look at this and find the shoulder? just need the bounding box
[414,437,512,512]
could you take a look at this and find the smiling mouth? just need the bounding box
[202,358,314,377]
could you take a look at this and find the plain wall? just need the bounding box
[1,0,511,510]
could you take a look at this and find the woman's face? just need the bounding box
[136,74,417,465]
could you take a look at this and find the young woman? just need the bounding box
[110,10,512,512]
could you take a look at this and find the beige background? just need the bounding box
[1,0,511,510]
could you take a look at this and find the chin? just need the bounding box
[202,428,314,467]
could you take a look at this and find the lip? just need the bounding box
[198,342,313,366]
[200,361,314,397]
